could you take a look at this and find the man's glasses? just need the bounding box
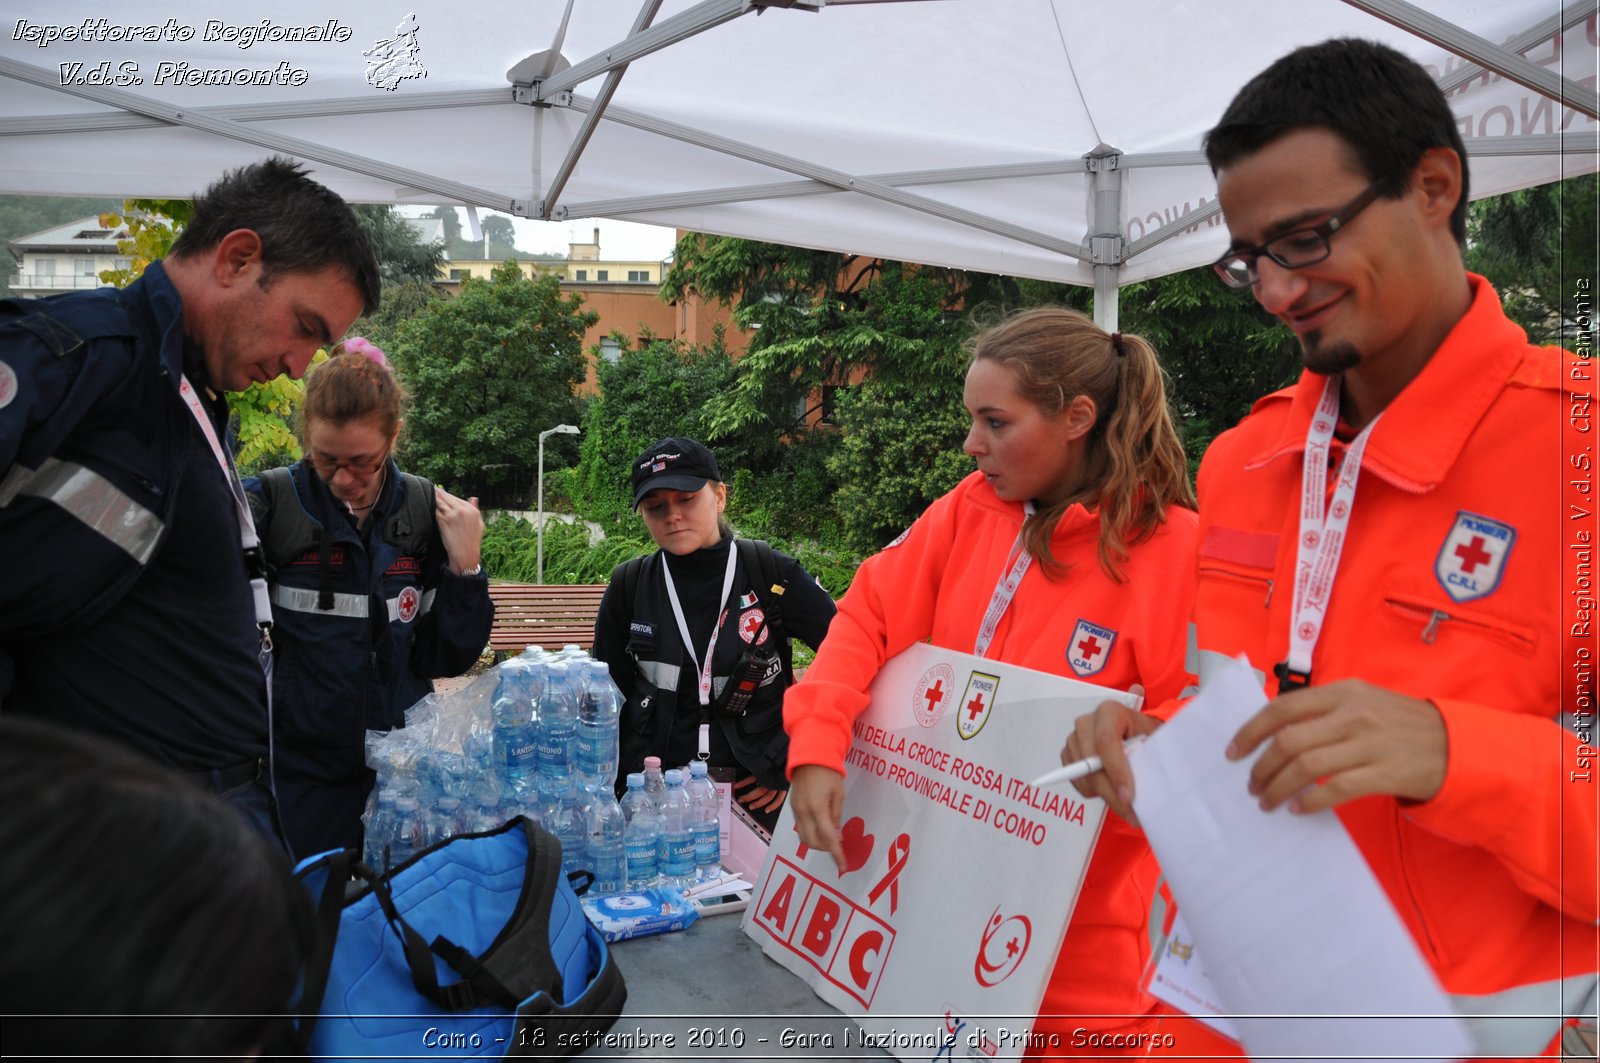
[309,452,388,478]
[1211,180,1387,290]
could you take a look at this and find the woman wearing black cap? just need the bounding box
[591,437,837,829]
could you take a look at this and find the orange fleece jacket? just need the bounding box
[787,470,1198,1031]
[1191,276,1596,1058]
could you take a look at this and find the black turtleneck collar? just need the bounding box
[662,532,735,650]
[662,531,733,577]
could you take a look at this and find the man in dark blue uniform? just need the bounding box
[0,158,380,843]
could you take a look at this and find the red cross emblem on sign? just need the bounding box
[956,671,1000,740]
[1077,634,1102,661]
[912,663,955,728]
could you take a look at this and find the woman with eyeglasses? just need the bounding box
[244,339,493,859]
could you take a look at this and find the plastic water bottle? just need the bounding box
[576,660,623,793]
[389,796,426,867]
[656,769,696,889]
[492,661,537,785]
[364,788,397,867]
[426,796,469,846]
[543,778,589,877]
[471,789,505,833]
[642,755,666,801]
[620,773,660,890]
[685,761,722,881]
[537,661,579,801]
[584,788,627,895]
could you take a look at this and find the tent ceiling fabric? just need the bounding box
[1,0,1594,288]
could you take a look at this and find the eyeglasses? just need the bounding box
[1211,180,1387,290]
[309,452,388,478]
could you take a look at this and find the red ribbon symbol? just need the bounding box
[866,832,910,915]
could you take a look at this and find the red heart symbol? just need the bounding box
[837,816,875,877]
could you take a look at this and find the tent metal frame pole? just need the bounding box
[0,89,513,137]
[570,96,1092,260]
[1341,0,1599,118]
[1435,1,1595,96]
[559,158,1091,217]
[539,0,666,219]
[1086,146,1123,331]
[0,57,520,212]
[527,0,754,102]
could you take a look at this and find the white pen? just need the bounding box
[1029,736,1146,788]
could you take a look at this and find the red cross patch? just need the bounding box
[1067,618,1117,678]
[1435,511,1515,603]
[396,585,420,623]
[738,607,768,645]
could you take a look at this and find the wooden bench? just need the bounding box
[487,582,608,655]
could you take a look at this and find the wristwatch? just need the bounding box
[456,564,483,577]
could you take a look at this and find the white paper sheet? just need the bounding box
[1131,657,1472,1061]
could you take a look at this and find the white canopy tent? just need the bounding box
[1,0,1594,326]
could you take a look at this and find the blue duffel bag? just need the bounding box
[294,816,627,1060]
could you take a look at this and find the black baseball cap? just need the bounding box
[630,437,723,507]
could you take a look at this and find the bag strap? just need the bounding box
[735,538,792,672]
[620,553,647,613]
[293,848,356,1044]
[371,818,563,1013]
[386,472,435,555]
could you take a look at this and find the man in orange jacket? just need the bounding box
[1068,38,1597,1058]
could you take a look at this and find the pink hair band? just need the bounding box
[343,336,388,368]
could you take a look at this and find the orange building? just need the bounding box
[430,227,752,393]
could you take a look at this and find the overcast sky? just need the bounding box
[401,206,678,262]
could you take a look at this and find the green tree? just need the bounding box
[1466,173,1597,346]
[1116,268,1302,472]
[387,262,597,503]
[569,333,740,529]
[358,280,444,346]
[828,371,972,552]
[481,215,519,260]
[353,204,445,286]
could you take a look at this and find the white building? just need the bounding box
[7,216,131,298]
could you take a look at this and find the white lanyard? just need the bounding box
[177,374,273,633]
[178,373,281,830]
[974,502,1035,659]
[1281,377,1381,689]
[662,545,739,706]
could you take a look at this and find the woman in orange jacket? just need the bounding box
[786,306,1199,1054]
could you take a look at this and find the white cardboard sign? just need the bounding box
[743,642,1131,1061]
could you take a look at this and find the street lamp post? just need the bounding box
[537,423,582,584]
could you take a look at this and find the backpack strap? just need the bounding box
[256,466,322,571]
[619,552,647,612]
[736,538,791,672]
[385,472,436,556]
[256,467,339,609]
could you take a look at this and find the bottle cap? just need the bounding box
[627,772,644,787]
[644,756,661,771]
[665,769,684,785]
